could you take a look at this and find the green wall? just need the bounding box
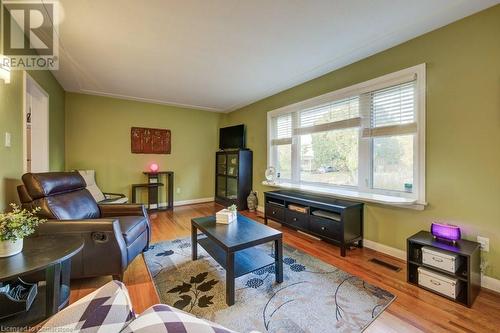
[65,93,221,204]
[0,0,66,211]
[221,6,500,279]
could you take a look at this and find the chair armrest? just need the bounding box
[103,192,126,199]
[99,204,147,218]
[32,219,120,235]
[31,219,129,277]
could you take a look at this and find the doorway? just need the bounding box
[24,72,49,173]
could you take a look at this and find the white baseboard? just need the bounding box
[363,239,406,261]
[363,239,500,293]
[155,197,214,208]
[481,274,500,293]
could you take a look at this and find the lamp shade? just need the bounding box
[149,163,159,172]
[431,222,461,241]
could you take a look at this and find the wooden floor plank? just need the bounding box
[69,202,500,332]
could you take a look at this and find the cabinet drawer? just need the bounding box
[285,210,308,229]
[422,246,461,273]
[265,204,284,222]
[418,267,459,299]
[310,216,341,240]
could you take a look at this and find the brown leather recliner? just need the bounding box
[17,172,151,281]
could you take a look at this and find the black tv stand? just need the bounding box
[264,190,364,256]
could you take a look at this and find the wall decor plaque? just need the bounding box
[131,127,171,154]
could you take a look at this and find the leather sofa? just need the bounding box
[17,172,151,280]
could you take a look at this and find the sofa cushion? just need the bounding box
[116,216,148,246]
[41,280,135,333]
[121,304,236,333]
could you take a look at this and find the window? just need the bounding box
[267,64,425,204]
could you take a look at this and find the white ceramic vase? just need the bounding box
[0,238,23,257]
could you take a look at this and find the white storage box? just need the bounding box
[422,246,461,273]
[216,209,237,224]
[418,267,459,299]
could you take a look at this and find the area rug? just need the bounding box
[144,237,395,333]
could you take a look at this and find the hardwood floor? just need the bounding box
[70,202,500,332]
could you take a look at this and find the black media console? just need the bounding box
[264,190,364,256]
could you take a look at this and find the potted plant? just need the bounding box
[0,204,45,257]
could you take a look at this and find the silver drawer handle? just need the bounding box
[430,279,441,286]
[432,257,443,262]
[321,226,326,231]
[293,217,297,221]
[272,211,276,214]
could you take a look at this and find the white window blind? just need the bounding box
[294,97,360,135]
[271,113,292,145]
[267,64,426,206]
[363,80,417,137]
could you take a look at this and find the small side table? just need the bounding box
[0,235,83,327]
[407,231,480,307]
[132,171,174,211]
[132,183,164,210]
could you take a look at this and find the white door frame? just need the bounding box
[23,71,50,173]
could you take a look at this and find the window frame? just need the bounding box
[267,64,426,205]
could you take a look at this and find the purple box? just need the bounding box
[431,222,461,242]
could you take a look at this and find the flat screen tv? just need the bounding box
[219,124,245,150]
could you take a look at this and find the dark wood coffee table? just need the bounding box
[191,214,283,306]
[0,235,83,327]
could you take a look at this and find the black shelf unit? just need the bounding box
[407,231,481,307]
[215,149,252,211]
[264,190,363,257]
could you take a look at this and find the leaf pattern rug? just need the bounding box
[143,237,395,333]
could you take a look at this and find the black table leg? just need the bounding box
[45,262,61,317]
[132,185,137,204]
[191,224,198,260]
[59,259,72,308]
[226,251,235,306]
[340,245,346,257]
[275,238,283,283]
[168,173,174,209]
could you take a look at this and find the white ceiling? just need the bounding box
[52,0,498,112]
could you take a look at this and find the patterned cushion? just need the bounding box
[40,281,135,333]
[78,170,106,202]
[121,304,236,333]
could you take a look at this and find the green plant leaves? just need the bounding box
[0,204,45,242]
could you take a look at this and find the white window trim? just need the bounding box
[266,64,426,210]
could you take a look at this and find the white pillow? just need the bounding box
[78,170,106,202]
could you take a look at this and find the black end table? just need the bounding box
[407,231,481,307]
[132,171,174,211]
[0,236,83,327]
[191,214,283,306]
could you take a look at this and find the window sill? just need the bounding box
[261,181,426,210]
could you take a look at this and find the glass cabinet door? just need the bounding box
[227,177,238,199]
[227,153,238,177]
[217,154,227,175]
[216,175,226,198]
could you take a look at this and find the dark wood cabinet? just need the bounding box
[407,231,481,307]
[215,149,252,210]
[264,190,364,256]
